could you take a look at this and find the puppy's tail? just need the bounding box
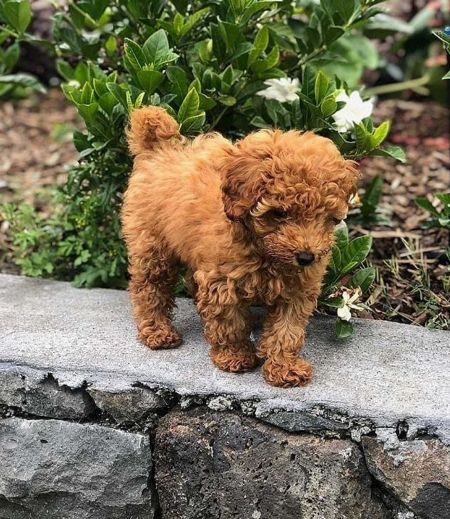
[127,106,180,155]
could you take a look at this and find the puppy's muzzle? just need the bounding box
[296,251,315,266]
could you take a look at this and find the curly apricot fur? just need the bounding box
[122,106,359,387]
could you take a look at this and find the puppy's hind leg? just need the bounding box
[128,234,181,349]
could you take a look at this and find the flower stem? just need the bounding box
[364,75,430,97]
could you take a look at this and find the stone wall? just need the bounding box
[0,369,448,519]
[0,275,449,518]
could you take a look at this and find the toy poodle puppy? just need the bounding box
[122,106,358,388]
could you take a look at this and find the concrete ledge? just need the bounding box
[1,274,450,518]
[0,274,449,442]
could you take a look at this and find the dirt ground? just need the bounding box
[360,99,449,327]
[0,89,449,327]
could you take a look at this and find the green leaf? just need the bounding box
[436,193,450,207]
[217,20,242,54]
[198,93,215,110]
[323,25,345,46]
[180,112,205,134]
[362,176,383,219]
[354,123,372,152]
[124,39,146,70]
[181,7,210,37]
[173,12,184,37]
[415,197,439,216]
[142,29,178,67]
[314,71,330,104]
[178,87,199,123]
[248,26,269,66]
[250,116,271,129]
[240,1,281,25]
[77,102,99,124]
[72,130,90,153]
[331,245,342,272]
[166,66,189,104]
[0,73,46,93]
[320,95,337,117]
[371,146,406,163]
[105,35,117,57]
[106,82,129,110]
[340,235,373,275]
[365,14,413,38]
[322,296,344,309]
[334,222,349,249]
[218,95,236,106]
[56,60,74,81]
[434,30,450,46]
[252,45,279,73]
[372,121,390,147]
[98,92,117,114]
[2,0,31,34]
[349,267,376,293]
[210,23,226,62]
[136,70,164,93]
[3,43,19,71]
[336,319,353,339]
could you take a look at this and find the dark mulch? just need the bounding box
[0,89,79,205]
[359,99,449,328]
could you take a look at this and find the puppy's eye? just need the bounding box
[332,217,342,225]
[267,208,288,220]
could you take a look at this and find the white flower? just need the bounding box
[257,78,300,103]
[333,91,374,133]
[337,304,352,321]
[337,288,363,322]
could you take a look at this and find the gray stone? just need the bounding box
[155,408,389,519]
[362,436,450,519]
[1,274,450,441]
[256,408,351,434]
[0,417,154,518]
[88,386,172,423]
[0,368,93,420]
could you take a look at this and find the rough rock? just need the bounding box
[0,418,154,519]
[0,368,93,420]
[362,436,450,519]
[256,408,351,434]
[155,408,388,519]
[88,385,174,423]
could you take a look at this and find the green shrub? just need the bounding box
[3,0,409,332]
[0,0,46,97]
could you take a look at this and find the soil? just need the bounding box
[360,99,450,328]
[0,90,449,328]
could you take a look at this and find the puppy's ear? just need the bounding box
[219,146,263,221]
[343,160,360,198]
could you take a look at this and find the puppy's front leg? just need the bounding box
[195,273,258,373]
[258,288,319,387]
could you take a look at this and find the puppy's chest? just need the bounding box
[234,268,299,305]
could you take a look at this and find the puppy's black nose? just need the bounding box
[296,251,315,266]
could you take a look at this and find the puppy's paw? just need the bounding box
[211,346,259,373]
[263,358,312,388]
[139,324,182,350]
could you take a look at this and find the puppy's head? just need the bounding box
[220,130,358,268]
